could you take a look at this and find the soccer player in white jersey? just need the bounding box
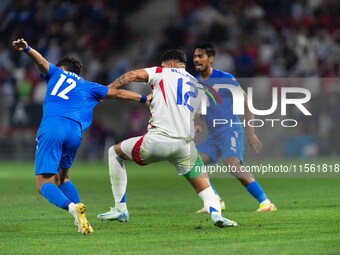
[97,49,238,228]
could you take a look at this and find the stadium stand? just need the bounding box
[0,0,339,160]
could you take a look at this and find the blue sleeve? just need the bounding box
[220,73,240,87]
[88,81,109,100]
[43,63,58,82]
[230,75,240,87]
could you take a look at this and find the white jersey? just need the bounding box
[144,67,204,140]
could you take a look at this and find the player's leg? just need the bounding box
[185,164,237,227]
[35,117,92,234]
[56,168,80,204]
[196,140,225,213]
[174,142,237,227]
[37,171,91,234]
[224,156,276,212]
[35,118,76,212]
[186,175,237,227]
[55,168,93,232]
[222,129,276,211]
[59,119,94,233]
[97,136,142,222]
[36,173,73,211]
[108,144,129,212]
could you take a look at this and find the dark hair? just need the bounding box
[160,49,187,64]
[194,42,216,57]
[56,56,83,75]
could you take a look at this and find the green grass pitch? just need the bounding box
[0,159,339,255]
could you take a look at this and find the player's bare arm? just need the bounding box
[105,87,151,103]
[11,38,49,76]
[244,93,262,153]
[109,69,149,89]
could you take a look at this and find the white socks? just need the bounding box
[68,202,76,216]
[198,186,221,215]
[108,146,127,212]
[260,199,271,205]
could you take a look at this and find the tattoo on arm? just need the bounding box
[110,69,148,88]
[112,74,129,88]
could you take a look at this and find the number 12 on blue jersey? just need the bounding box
[51,74,76,100]
[176,78,198,112]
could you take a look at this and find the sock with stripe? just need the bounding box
[108,146,127,212]
[198,186,221,216]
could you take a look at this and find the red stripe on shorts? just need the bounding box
[132,136,145,166]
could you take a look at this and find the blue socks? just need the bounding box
[210,180,268,204]
[246,181,267,203]
[58,180,80,204]
[40,182,72,210]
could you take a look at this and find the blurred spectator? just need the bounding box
[1,0,340,160]
[122,107,148,140]
[87,121,108,162]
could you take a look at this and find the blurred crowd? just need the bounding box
[0,0,145,127]
[162,0,340,77]
[0,0,340,159]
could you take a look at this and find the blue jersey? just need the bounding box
[196,69,243,136]
[196,69,244,163]
[35,63,109,175]
[42,63,108,131]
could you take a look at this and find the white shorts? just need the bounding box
[121,131,199,175]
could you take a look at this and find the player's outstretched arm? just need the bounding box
[105,87,151,104]
[244,93,262,153]
[108,69,149,88]
[11,38,49,76]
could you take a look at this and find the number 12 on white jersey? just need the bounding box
[176,78,199,112]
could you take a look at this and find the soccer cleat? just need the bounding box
[256,202,277,212]
[75,218,94,233]
[74,203,93,235]
[211,214,238,228]
[196,200,226,213]
[97,207,129,222]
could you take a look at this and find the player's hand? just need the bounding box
[146,94,153,106]
[194,125,203,133]
[11,38,28,51]
[248,132,262,153]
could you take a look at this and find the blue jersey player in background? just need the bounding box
[193,43,276,213]
[11,38,150,235]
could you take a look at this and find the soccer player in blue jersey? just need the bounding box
[193,43,276,212]
[11,38,150,234]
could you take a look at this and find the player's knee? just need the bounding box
[111,143,128,159]
[36,173,55,190]
[108,146,118,160]
[113,144,123,156]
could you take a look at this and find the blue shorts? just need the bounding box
[35,116,82,175]
[197,131,244,164]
